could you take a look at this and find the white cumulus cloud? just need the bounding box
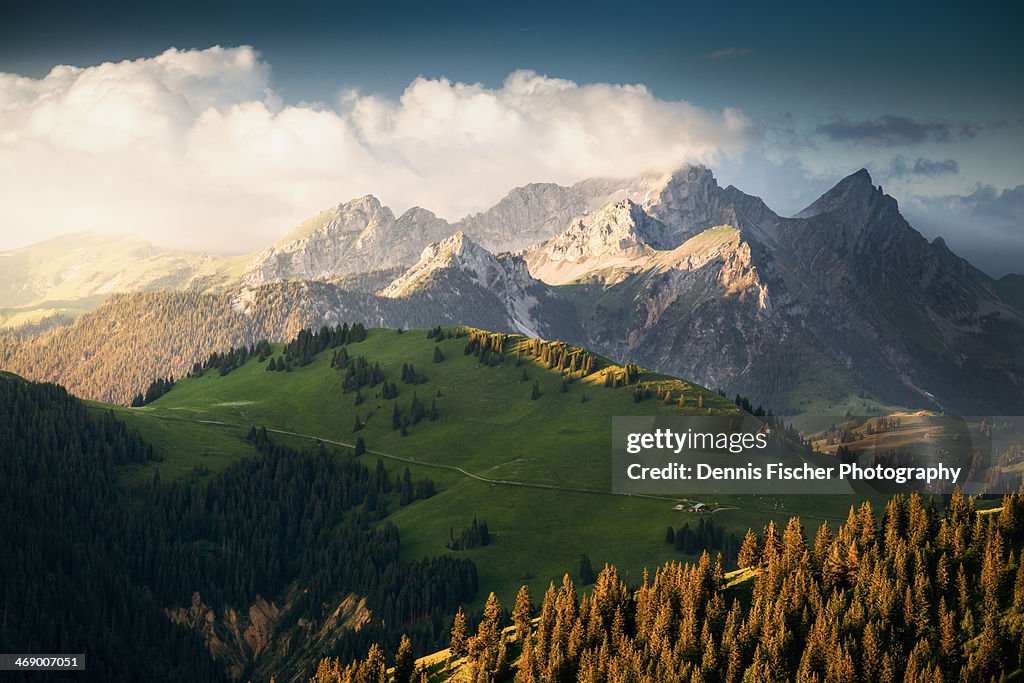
[0,45,757,253]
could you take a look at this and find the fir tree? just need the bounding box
[450,608,469,658]
[394,634,416,683]
[513,585,533,641]
[737,528,761,568]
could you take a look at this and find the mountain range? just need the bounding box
[2,165,1022,414]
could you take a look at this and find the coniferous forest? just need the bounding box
[0,375,476,681]
[318,489,1024,683]
[4,322,1024,683]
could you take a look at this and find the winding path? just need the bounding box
[143,412,853,521]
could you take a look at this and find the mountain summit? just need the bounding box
[242,196,452,284]
[2,166,1022,414]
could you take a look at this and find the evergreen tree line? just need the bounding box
[458,491,1024,683]
[633,384,707,411]
[0,377,224,682]
[517,338,596,377]
[395,466,437,506]
[401,363,427,384]
[0,291,269,404]
[0,376,478,681]
[426,326,452,341]
[338,353,387,393]
[448,518,491,551]
[464,330,509,366]
[665,518,742,567]
[133,428,478,669]
[733,392,767,417]
[602,363,640,388]
[130,375,175,406]
[389,393,440,436]
[327,487,1024,683]
[727,392,812,455]
[0,283,518,406]
[285,323,367,367]
[191,339,272,379]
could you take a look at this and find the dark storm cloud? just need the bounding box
[817,115,979,146]
[888,156,959,178]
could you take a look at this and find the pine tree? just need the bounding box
[737,529,761,569]
[477,593,504,670]
[782,516,807,568]
[513,585,533,641]
[394,634,416,683]
[531,381,541,400]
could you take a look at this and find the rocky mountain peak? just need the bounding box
[332,195,392,230]
[523,198,670,285]
[380,231,499,298]
[397,206,441,223]
[243,194,451,285]
[570,198,669,247]
[796,168,896,221]
[427,229,478,257]
[342,194,384,211]
[635,164,734,243]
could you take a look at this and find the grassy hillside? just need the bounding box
[103,326,879,610]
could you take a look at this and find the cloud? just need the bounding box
[961,184,1024,226]
[0,46,757,253]
[887,156,959,178]
[703,47,752,60]
[817,115,978,146]
[903,184,1024,277]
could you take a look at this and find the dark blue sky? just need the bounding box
[4,0,1020,117]
[1,0,1022,274]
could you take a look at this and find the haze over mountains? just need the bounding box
[2,165,1022,414]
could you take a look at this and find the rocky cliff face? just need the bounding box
[518,167,1023,413]
[5,166,1022,414]
[570,225,805,406]
[242,196,453,284]
[381,231,574,339]
[455,183,603,252]
[240,164,750,288]
[763,170,1024,411]
[167,590,370,682]
[524,199,669,285]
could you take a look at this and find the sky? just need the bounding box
[1,0,1021,275]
